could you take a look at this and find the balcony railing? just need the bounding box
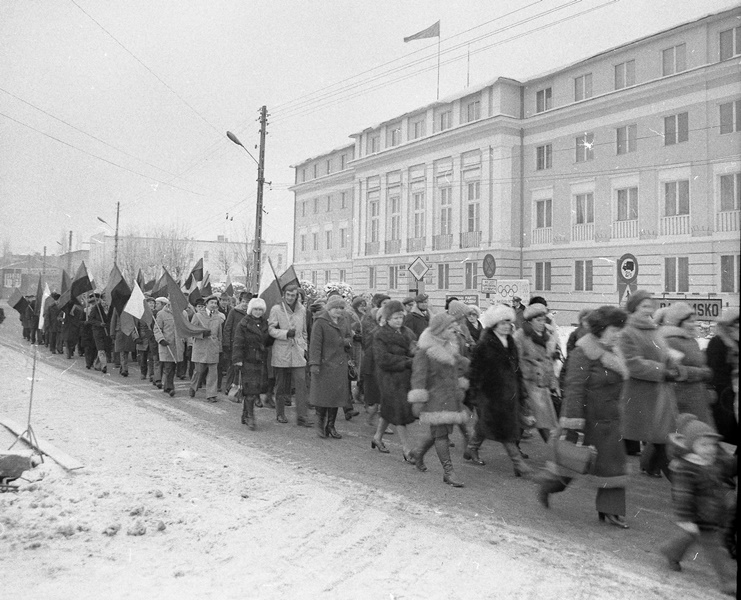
[716,210,740,232]
[384,239,401,254]
[531,227,552,245]
[571,222,594,242]
[407,237,425,252]
[365,241,380,255]
[459,231,482,248]
[433,234,453,251]
[660,214,690,236]
[611,219,638,239]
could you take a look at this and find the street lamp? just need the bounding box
[97,203,120,266]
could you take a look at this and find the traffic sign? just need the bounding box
[483,254,497,278]
[408,256,430,281]
[657,297,724,321]
[480,278,497,293]
[618,253,638,284]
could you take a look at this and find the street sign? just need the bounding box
[618,281,637,308]
[483,254,497,279]
[446,294,479,306]
[480,278,497,293]
[408,256,430,281]
[657,297,724,321]
[618,253,638,284]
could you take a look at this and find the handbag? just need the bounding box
[551,430,597,475]
[347,359,359,381]
[228,371,243,403]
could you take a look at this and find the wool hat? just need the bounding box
[204,294,219,303]
[310,298,326,314]
[326,296,346,311]
[371,293,391,308]
[523,303,548,321]
[480,304,516,329]
[351,296,367,309]
[625,289,652,314]
[512,296,522,302]
[155,296,169,304]
[529,296,548,306]
[402,296,415,306]
[194,297,206,307]
[246,297,266,315]
[382,300,405,320]
[676,413,721,451]
[652,306,670,326]
[427,312,456,337]
[663,302,694,327]
[414,293,429,303]
[447,299,468,321]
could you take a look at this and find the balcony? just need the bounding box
[459,231,482,248]
[531,227,552,245]
[716,210,740,232]
[407,237,425,252]
[432,234,453,251]
[365,241,380,255]
[571,223,594,242]
[611,219,638,239]
[384,239,401,254]
[660,214,690,236]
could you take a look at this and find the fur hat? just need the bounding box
[414,293,428,304]
[427,312,456,337]
[246,297,266,315]
[382,300,405,320]
[523,303,548,321]
[351,296,367,309]
[402,296,415,306]
[447,299,468,321]
[371,293,391,308]
[675,413,721,451]
[480,304,516,329]
[625,289,652,314]
[155,296,169,304]
[663,302,694,327]
[326,296,346,311]
[652,306,670,326]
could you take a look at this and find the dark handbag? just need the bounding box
[551,430,597,475]
[228,371,243,403]
[347,359,359,381]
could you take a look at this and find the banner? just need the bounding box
[163,269,210,338]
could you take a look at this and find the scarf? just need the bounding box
[521,319,549,348]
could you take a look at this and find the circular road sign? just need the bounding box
[618,253,638,284]
[483,254,497,279]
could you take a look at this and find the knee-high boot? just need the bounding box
[434,437,463,487]
[537,472,571,507]
[326,408,342,439]
[315,407,328,438]
[242,395,256,430]
[503,442,533,477]
[410,435,435,472]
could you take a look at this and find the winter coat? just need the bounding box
[465,318,483,344]
[268,301,308,368]
[706,331,739,445]
[360,319,382,406]
[403,309,429,340]
[308,312,352,408]
[110,309,137,353]
[154,307,184,362]
[233,314,270,396]
[619,313,677,443]
[190,309,224,364]
[86,302,109,352]
[48,302,61,333]
[347,307,364,366]
[222,306,248,356]
[374,324,417,426]
[469,329,529,443]
[408,329,469,426]
[136,319,156,351]
[558,334,629,486]
[361,311,380,376]
[514,324,558,430]
[660,325,715,426]
[62,303,84,343]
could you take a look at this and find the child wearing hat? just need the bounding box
[660,413,737,596]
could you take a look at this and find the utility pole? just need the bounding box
[253,105,268,294]
[42,246,46,277]
[67,230,73,274]
[113,201,120,267]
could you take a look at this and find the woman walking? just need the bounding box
[232,298,270,430]
[706,308,739,445]
[407,313,470,487]
[309,297,353,439]
[538,306,631,528]
[372,301,417,458]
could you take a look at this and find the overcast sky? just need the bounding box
[1,0,735,258]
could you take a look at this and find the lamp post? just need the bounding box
[97,201,120,267]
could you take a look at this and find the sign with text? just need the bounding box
[480,278,497,294]
[446,294,479,306]
[486,279,530,306]
[657,297,724,321]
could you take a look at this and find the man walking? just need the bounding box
[188,294,224,402]
[403,293,430,339]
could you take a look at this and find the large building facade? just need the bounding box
[291,9,740,322]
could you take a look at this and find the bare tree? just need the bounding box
[151,224,194,280]
[231,221,254,288]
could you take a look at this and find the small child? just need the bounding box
[660,413,737,596]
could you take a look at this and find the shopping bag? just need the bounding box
[228,371,243,403]
[551,430,597,475]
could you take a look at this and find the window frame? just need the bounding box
[720,26,741,61]
[437,263,450,290]
[664,112,689,146]
[535,199,553,229]
[721,255,740,293]
[325,229,332,250]
[574,193,595,225]
[536,143,552,170]
[536,87,552,113]
[719,100,741,134]
[413,191,426,239]
[465,262,478,290]
[574,73,593,101]
[300,234,306,252]
[664,180,690,216]
[662,43,687,76]
[439,186,452,236]
[616,124,637,154]
[575,133,595,162]
[575,259,594,291]
[720,173,741,212]
[535,261,552,291]
[616,187,638,222]
[664,256,689,293]
[614,59,635,90]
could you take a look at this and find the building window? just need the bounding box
[665,257,689,292]
[662,43,686,76]
[324,270,331,283]
[301,201,306,217]
[720,26,741,61]
[665,180,690,216]
[339,227,347,248]
[326,196,331,212]
[410,117,426,140]
[616,124,637,154]
[340,192,347,209]
[574,73,592,101]
[536,87,552,113]
[325,230,332,250]
[387,124,402,147]
[339,269,346,282]
[465,100,480,123]
[614,60,635,89]
[617,187,638,221]
[389,265,399,290]
[438,110,452,131]
[439,186,452,235]
[575,193,594,225]
[312,232,318,251]
[720,173,741,211]
[664,112,689,145]
[340,154,347,170]
[413,191,425,238]
[437,263,450,290]
[389,194,401,241]
[313,198,319,213]
[369,193,380,243]
[311,271,317,285]
[466,181,480,232]
[301,168,307,182]
[536,144,552,170]
[367,134,380,154]
[368,266,376,289]
[326,159,331,175]
[536,199,552,229]
[575,260,594,291]
[721,255,740,293]
[535,261,552,291]
[576,133,594,162]
[313,164,318,179]
[465,262,478,290]
[719,100,741,134]
[300,234,306,252]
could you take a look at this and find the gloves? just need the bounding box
[234,361,243,367]
[202,330,211,338]
[286,328,296,339]
[159,339,169,347]
[309,365,320,376]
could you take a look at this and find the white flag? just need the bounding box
[123,280,146,320]
[38,283,51,330]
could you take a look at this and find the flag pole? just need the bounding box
[152,315,178,363]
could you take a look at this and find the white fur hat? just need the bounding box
[480,304,516,329]
[246,297,267,315]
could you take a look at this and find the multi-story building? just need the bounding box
[291,8,741,322]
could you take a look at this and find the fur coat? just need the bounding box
[374,324,417,426]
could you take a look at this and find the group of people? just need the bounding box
[13,283,739,595]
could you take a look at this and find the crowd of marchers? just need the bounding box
[12,286,739,595]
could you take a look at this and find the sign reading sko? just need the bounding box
[657,298,724,321]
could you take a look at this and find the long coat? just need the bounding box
[660,325,715,426]
[619,313,676,443]
[308,312,351,408]
[408,329,469,426]
[403,309,429,340]
[514,325,558,430]
[110,309,137,353]
[232,314,270,396]
[62,303,84,344]
[559,334,629,487]
[222,306,248,358]
[268,301,308,368]
[470,329,528,443]
[154,308,184,362]
[374,324,416,426]
[360,315,382,406]
[190,310,224,364]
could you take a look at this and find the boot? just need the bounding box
[326,408,342,439]
[659,529,697,572]
[435,437,463,487]
[463,446,485,465]
[242,396,256,430]
[537,473,569,508]
[504,442,532,477]
[315,408,328,438]
[412,436,435,472]
[264,393,276,409]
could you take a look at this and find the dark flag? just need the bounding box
[151,270,168,299]
[184,273,193,291]
[34,276,44,316]
[69,261,93,299]
[188,285,202,306]
[260,261,300,316]
[136,269,146,290]
[104,264,132,316]
[224,273,234,297]
[8,288,29,315]
[163,269,210,338]
[60,269,71,295]
[143,277,156,293]
[189,258,204,283]
[200,272,212,298]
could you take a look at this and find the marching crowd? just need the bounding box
[12,285,739,595]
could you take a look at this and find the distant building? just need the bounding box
[0,254,62,297]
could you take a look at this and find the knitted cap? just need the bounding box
[663,302,694,327]
[382,300,405,320]
[447,299,468,321]
[427,312,456,337]
[625,289,652,314]
[414,293,428,303]
[480,304,516,329]
[676,413,721,451]
[523,303,548,321]
[326,297,346,311]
